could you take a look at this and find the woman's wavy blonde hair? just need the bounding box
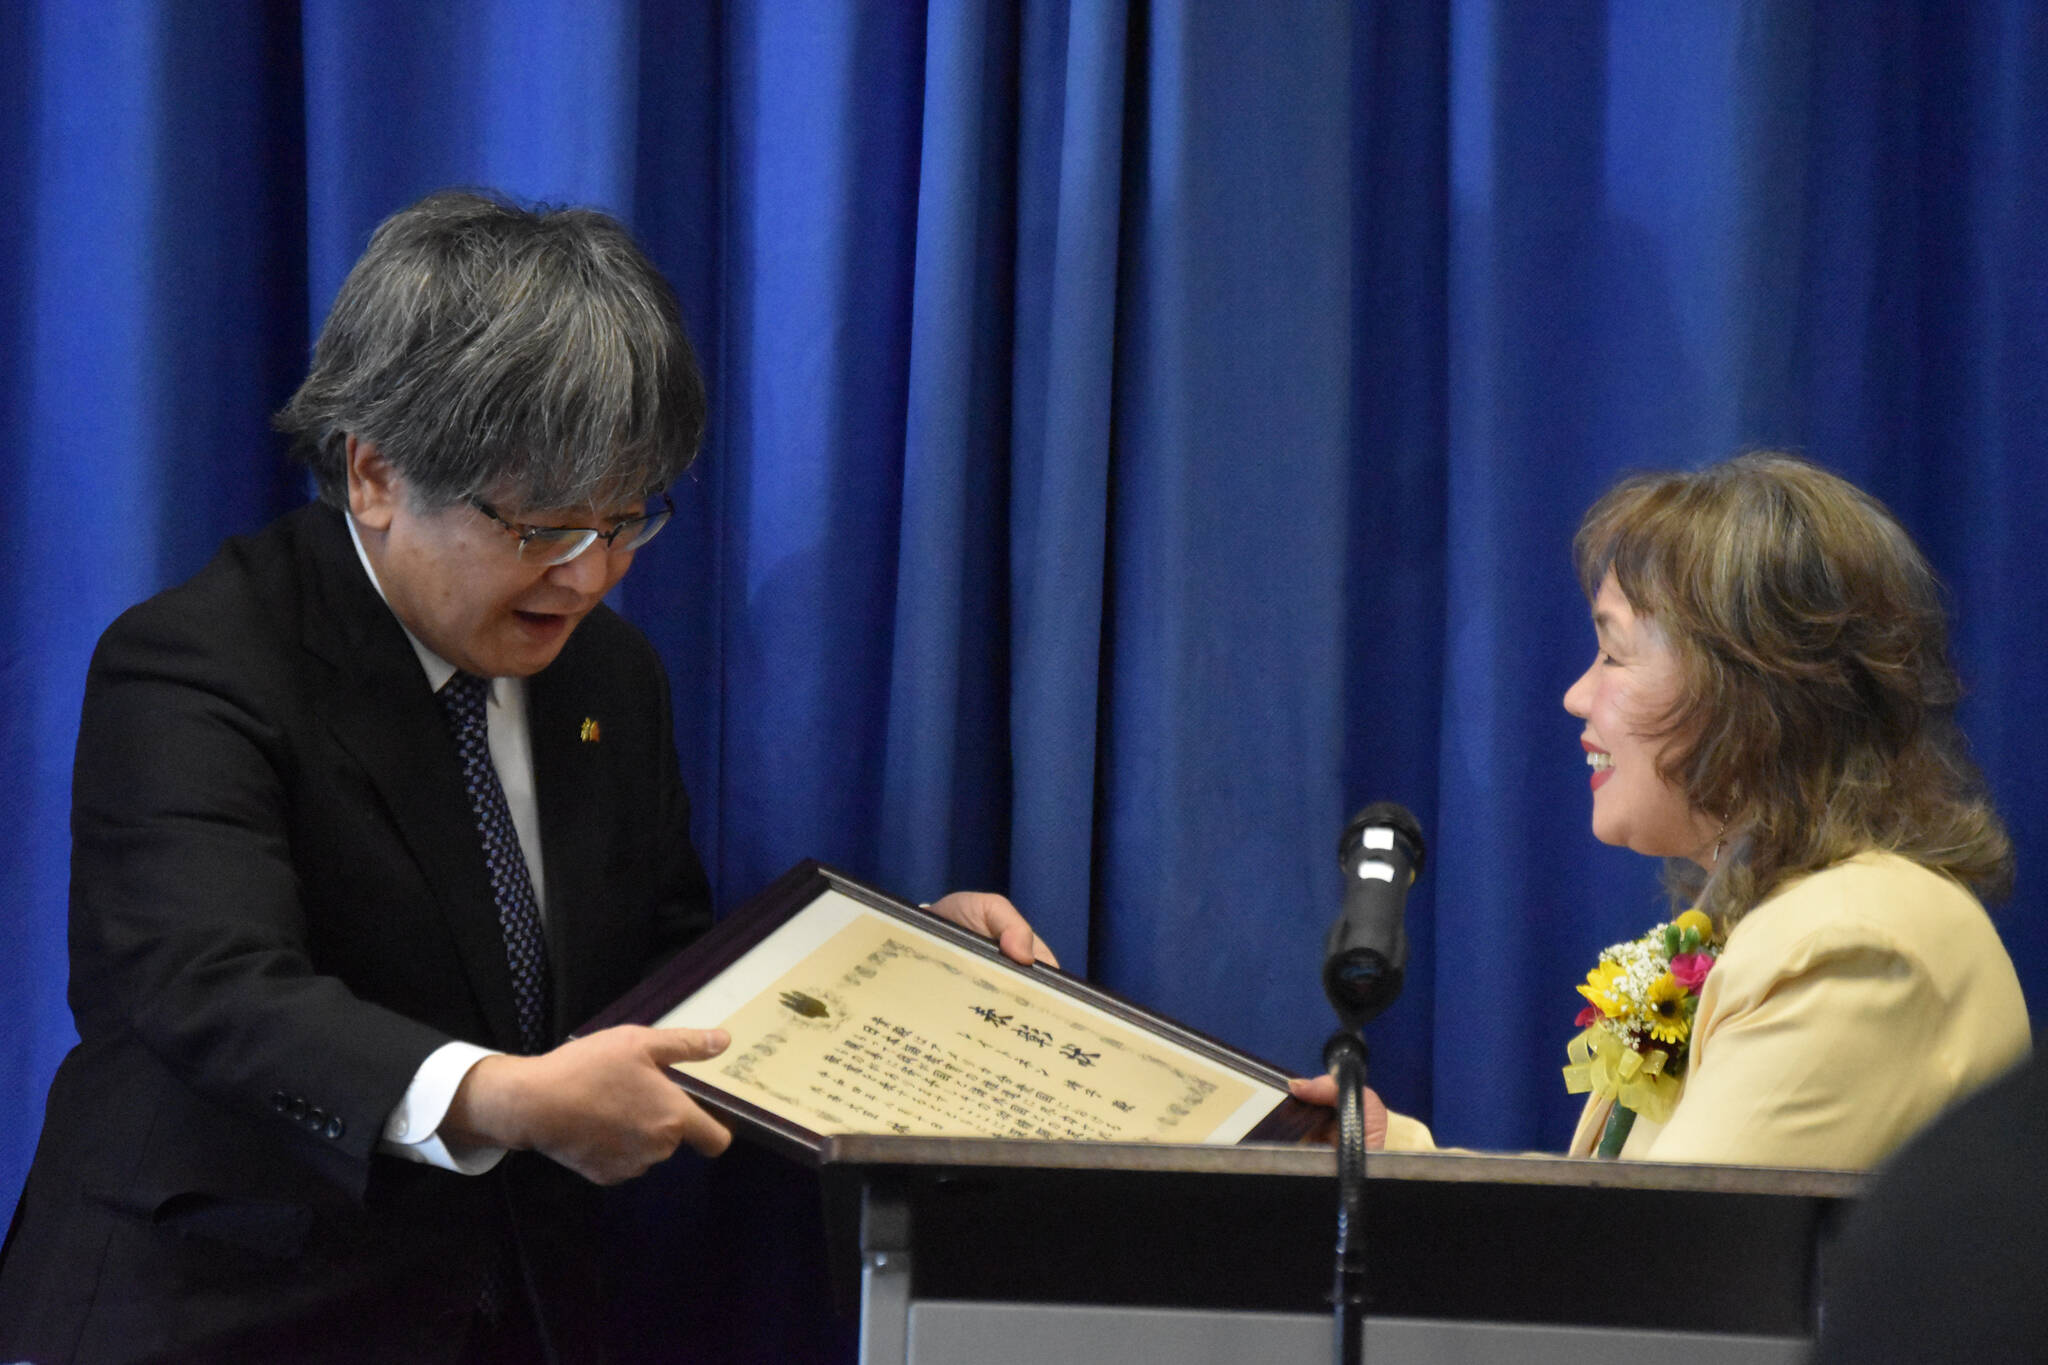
[1575,452,2011,928]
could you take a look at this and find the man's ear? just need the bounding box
[345,435,400,531]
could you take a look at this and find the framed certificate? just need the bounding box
[578,861,1325,1162]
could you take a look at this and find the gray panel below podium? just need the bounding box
[899,1302,1805,1365]
[824,1137,1860,1365]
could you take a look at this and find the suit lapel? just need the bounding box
[527,653,612,1036]
[293,506,529,1052]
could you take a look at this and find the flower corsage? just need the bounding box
[1561,908,1719,1158]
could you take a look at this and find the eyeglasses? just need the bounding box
[470,492,674,566]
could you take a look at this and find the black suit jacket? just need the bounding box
[0,503,712,1362]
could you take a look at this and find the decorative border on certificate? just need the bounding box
[578,862,1323,1161]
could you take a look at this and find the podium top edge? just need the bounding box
[814,1134,1866,1199]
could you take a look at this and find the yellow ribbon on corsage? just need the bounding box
[1562,1024,1681,1125]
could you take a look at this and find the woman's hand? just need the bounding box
[1289,1073,1390,1150]
[926,891,1059,968]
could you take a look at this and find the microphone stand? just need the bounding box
[1323,1025,1370,1365]
[1320,801,1422,1365]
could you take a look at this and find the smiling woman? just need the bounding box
[1572,454,2014,931]
[1307,453,2032,1169]
[1563,574,1722,863]
[1548,453,2029,1164]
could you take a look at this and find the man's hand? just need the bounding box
[926,891,1059,968]
[1288,1073,1390,1151]
[445,1025,733,1185]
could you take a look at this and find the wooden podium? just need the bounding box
[817,1137,1862,1365]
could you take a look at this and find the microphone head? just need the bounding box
[1322,948,1404,1028]
[1338,801,1425,878]
[1325,800,1424,1027]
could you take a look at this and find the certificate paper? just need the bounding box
[655,888,1281,1145]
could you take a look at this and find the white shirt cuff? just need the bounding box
[379,1040,508,1175]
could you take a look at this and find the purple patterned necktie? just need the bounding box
[438,671,553,1054]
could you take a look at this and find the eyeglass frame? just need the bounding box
[468,491,674,566]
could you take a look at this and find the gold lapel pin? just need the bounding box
[579,717,601,743]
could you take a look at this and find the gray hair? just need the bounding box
[275,189,705,511]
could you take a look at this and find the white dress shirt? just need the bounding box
[346,513,548,1175]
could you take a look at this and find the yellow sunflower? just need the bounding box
[1576,960,1627,1019]
[1644,972,1690,1045]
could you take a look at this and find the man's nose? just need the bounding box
[546,542,615,593]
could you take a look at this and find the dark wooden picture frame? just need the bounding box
[577,860,1327,1164]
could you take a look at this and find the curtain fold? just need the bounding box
[1093,0,1358,1070]
[1004,0,1129,963]
[715,2,925,899]
[877,0,1017,902]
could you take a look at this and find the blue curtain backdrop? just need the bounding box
[4,2,2045,1359]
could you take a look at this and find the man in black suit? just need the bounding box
[0,190,1044,1363]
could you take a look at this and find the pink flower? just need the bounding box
[1575,1003,1603,1027]
[1670,951,1714,993]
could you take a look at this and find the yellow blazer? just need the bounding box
[1387,851,2030,1169]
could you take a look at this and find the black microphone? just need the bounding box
[1321,801,1426,1028]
